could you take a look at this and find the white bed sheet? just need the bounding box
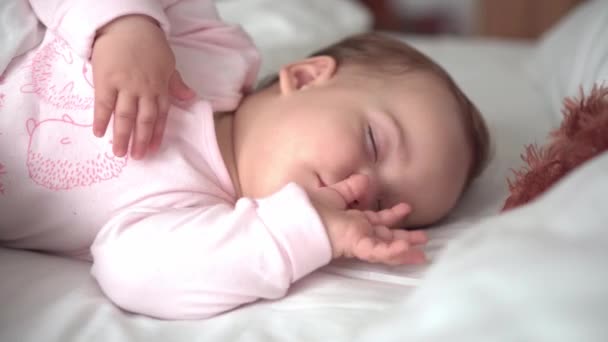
[0,36,564,342]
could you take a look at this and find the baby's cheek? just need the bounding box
[317,138,363,174]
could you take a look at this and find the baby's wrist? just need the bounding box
[319,220,337,255]
[95,14,160,39]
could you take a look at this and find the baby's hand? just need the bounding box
[310,175,428,265]
[91,15,195,159]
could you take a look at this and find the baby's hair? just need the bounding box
[258,32,490,185]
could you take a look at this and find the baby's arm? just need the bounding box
[90,0,261,158]
[27,0,259,157]
[28,0,187,159]
[90,184,331,320]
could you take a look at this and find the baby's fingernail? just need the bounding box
[131,149,143,160]
[416,254,428,264]
[113,146,126,157]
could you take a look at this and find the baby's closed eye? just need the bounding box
[366,124,378,162]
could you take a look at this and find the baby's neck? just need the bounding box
[214,112,242,198]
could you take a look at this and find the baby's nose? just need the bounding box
[342,173,377,211]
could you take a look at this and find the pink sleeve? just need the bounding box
[28,0,169,59]
[90,183,332,320]
[165,0,261,111]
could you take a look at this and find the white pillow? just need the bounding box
[0,0,44,73]
[529,0,608,115]
[215,0,372,79]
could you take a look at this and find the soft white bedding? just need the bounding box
[359,152,608,342]
[2,0,608,341]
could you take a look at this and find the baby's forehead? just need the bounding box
[370,72,458,108]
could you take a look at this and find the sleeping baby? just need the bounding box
[0,0,489,319]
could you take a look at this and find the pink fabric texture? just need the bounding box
[0,0,331,319]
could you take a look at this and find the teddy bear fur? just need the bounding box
[503,83,608,210]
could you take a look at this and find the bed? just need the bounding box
[1,0,607,341]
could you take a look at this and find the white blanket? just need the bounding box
[357,152,608,342]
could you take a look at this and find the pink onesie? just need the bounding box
[0,0,331,320]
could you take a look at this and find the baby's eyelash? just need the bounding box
[367,125,378,162]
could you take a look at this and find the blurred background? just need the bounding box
[357,0,584,39]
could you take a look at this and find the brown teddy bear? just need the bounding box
[503,83,608,211]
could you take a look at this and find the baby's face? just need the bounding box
[235,63,471,227]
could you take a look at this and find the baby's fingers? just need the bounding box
[388,248,427,265]
[376,249,426,265]
[391,229,428,246]
[131,97,157,159]
[352,228,427,265]
[370,226,428,249]
[364,202,411,227]
[112,93,138,157]
[149,95,169,153]
[93,87,117,138]
[352,234,407,262]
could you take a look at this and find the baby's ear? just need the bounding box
[278,56,336,94]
